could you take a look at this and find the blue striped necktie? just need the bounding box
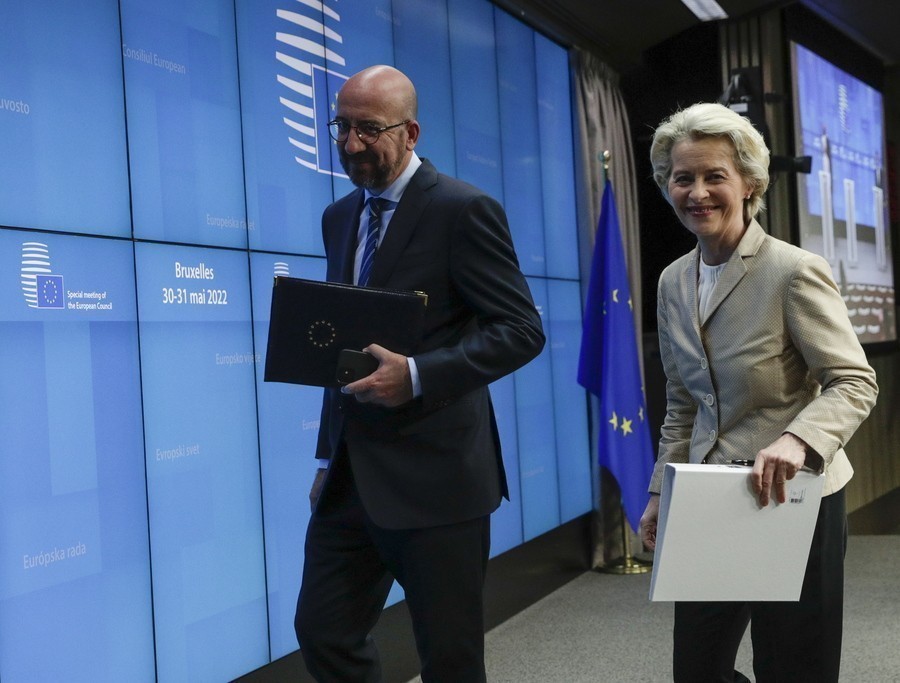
[358,197,391,286]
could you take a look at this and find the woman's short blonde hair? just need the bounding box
[650,102,770,219]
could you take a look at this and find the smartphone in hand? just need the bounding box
[335,349,378,384]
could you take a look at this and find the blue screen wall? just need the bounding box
[0,0,591,679]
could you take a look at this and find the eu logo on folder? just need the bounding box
[263,276,427,388]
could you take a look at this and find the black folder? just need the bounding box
[263,276,428,387]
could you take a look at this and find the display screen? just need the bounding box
[394,0,457,176]
[0,229,155,681]
[496,11,547,277]
[249,252,326,659]
[121,0,248,247]
[135,242,268,681]
[515,279,561,539]
[547,279,593,523]
[536,34,580,281]
[0,1,590,679]
[449,0,504,202]
[791,42,896,344]
[0,2,130,237]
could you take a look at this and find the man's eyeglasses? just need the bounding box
[327,119,409,145]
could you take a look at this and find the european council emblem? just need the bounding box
[21,241,64,309]
[275,3,348,177]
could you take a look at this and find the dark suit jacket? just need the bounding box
[315,159,544,529]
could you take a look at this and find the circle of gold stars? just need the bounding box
[41,278,60,305]
[307,320,336,348]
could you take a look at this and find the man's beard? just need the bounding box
[339,150,403,190]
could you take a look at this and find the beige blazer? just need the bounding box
[649,220,878,496]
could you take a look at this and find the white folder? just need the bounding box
[649,463,825,602]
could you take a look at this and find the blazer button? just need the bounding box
[704,393,715,406]
[708,429,717,442]
[700,357,708,370]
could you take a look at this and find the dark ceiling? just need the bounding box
[496,0,900,71]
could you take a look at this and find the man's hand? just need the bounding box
[640,495,661,551]
[309,467,328,513]
[751,433,809,507]
[340,344,413,408]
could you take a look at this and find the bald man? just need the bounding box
[294,65,544,682]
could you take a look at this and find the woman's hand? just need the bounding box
[640,495,661,551]
[751,433,809,507]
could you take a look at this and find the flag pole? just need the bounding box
[592,149,651,576]
[596,507,652,574]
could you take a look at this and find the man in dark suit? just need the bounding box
[294,65,544,682]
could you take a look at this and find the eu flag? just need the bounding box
[36,274,65,309]
[578,180,655,531]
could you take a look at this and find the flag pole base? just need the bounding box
[595,555,652,575]
[595,505,652,575]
